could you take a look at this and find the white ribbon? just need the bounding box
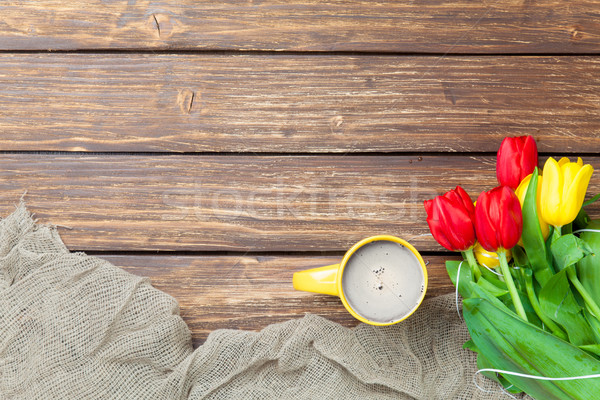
[573,229,600,234]
[474,368,600,399]
[455,261,464,320]
[482,265,503,277]
[477,368,600,381]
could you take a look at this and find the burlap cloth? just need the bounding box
[0,204,525,399]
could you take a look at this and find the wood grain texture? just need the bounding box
[1,1,599,53]
[2,54,600,153]
[102,254,457,347]
[3,154,600,252]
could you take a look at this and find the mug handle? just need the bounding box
[293,264,340,296]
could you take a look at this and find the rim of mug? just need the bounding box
[337,235,428,326]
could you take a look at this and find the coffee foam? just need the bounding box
[341,240,425,324]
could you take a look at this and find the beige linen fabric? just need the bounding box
[0,204,521,399]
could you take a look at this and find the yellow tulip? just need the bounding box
[515,173,550,243]
[540,157,594,227]
[474,242,511,269]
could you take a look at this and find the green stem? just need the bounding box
[552,225,562,244]
[498,250,528,321]
[567,266,600,319]
[523,270,567,340]
[462,248,481,281]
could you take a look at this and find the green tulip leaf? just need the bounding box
[539,269,595,346]
[521,168,553,286]
[584,309,600,344]
[511,285,543,329]
[577,221,600,309]
[579,344,600,358]
[478,269,508,292]
[523,268,567,338]
[476,350,524,394]
[552,234,593,271]
[463,339,478,352]
[464,298,600,400]
[476,277,509,297]
[583,193,600,207]
[475,352,502,383]
[468,281,514,315]
[465,322,524,393]
[446,260,474,299]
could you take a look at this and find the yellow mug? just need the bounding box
[293,235,428,326]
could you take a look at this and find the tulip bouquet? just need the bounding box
[425,136,600,399]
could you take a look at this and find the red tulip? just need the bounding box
[475,186,523,252]
[424,186,476,251]
[496,135,538,189]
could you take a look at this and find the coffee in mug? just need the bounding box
[293,235,428,326]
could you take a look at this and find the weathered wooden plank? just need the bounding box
[1,1,599,53]
[102,254,457,347]
[1,54,600,153]
[3,154,600,252]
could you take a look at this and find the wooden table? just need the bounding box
[1,1,599,348]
